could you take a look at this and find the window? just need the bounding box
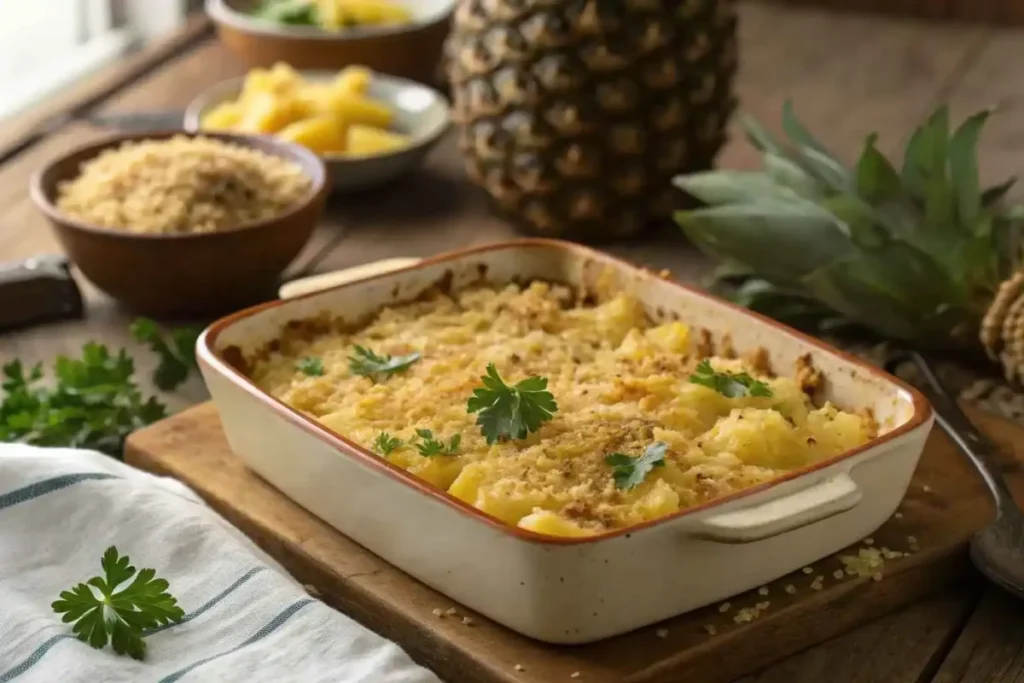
[0,0,190,121]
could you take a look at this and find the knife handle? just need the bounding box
[0,255,85,332]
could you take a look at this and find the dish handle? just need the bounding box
[689,473,862,544]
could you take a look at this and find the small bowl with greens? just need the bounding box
[206,0,455,84]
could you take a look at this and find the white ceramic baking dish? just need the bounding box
[196,239,934,644]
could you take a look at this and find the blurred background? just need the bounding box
[0,0,199,121]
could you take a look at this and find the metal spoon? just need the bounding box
[898,351,1024,597]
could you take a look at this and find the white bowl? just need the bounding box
[207,0,455,40]
[183,70,451,193]
[196,239,935,644]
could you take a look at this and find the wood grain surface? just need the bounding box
[3,5,1024,681]
[123,402,1011,683]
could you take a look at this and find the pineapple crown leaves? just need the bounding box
[673,101,1024,348]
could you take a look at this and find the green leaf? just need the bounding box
[763,153,826,199]
[856,133,905,201]
[948,109,991,228]
[674,170,829,210]
[981,178,1016,207]
[781,100,833,157]
[689,359,773,398]
[296,356,325,377]
[129,318,199,392]
[52,546,184,660]
[675,204,855,284]
[348,346,420,382]
[466,364,558,444]
[739,113,784,154]
[802,242,965,343]
[605,442,668,491]
[252,0,318,25]
[411,429,461,457]
[372,432,403,455]
[901,105,950,200]
[1,340,167,458]
[793,146,855,195]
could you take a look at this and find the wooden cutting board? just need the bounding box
[124,402,1024,683]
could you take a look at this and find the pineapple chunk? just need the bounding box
[345,124,410,156]
[323,92,394,129]
[200,102,243,131]
[518,510,597,537]
[267,62,302,94]
[408,456,463,491]
[341,0,413,25]
[700,407,808,469]
[334,66,372,96]
[236,92,304,134]
[645,321,690,354]
[239,68,272,104]
[277,116,348,154]
[447,462,486,503]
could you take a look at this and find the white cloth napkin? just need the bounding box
[0,444,443,683]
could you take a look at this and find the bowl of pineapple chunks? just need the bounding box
[185,63,450,192]
[206,0,454,84]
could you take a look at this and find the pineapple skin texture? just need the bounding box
[445,0,739,242]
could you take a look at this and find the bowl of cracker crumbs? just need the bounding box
[31,131,328,317]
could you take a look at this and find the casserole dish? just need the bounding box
[197,239,934,644]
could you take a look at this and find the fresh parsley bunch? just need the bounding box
[0,347,166,458]
[52,547,184,660]
[1,318,201,458]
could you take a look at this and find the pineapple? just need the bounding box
[673,103,1024,382]
[445,0,738,242]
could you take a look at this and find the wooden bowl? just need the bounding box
[184,70,451,193]
[205,0,454,85]
[30,130,329,319]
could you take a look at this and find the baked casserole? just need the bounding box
[251,277,877,538]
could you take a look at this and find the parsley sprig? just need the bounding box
[51,546,184,660]
[605,442,668,490]
[373,431,404,455]
[129,318,199,392]
[466,364,558,444]
[348,345,420,382]
[689,360,773,398]
[297,356,325,377]
[412,429,461,457]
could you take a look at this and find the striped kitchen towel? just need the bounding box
[0,444,443,683]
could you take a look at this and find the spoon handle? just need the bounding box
[907,351,1017,513]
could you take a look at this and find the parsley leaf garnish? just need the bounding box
[412,429,461,456]
[466,363,558,444]
[373,431,404,455]
[347,345,420,382]
[605,442,668,490]
[297,356,325,376]
[0,345,167,458]
[689,359,773,398]
[129,317,199,392]
[51,546,184,660]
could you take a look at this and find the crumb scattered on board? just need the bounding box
[655,628,669,638]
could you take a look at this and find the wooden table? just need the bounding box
[1,5,1022,682]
